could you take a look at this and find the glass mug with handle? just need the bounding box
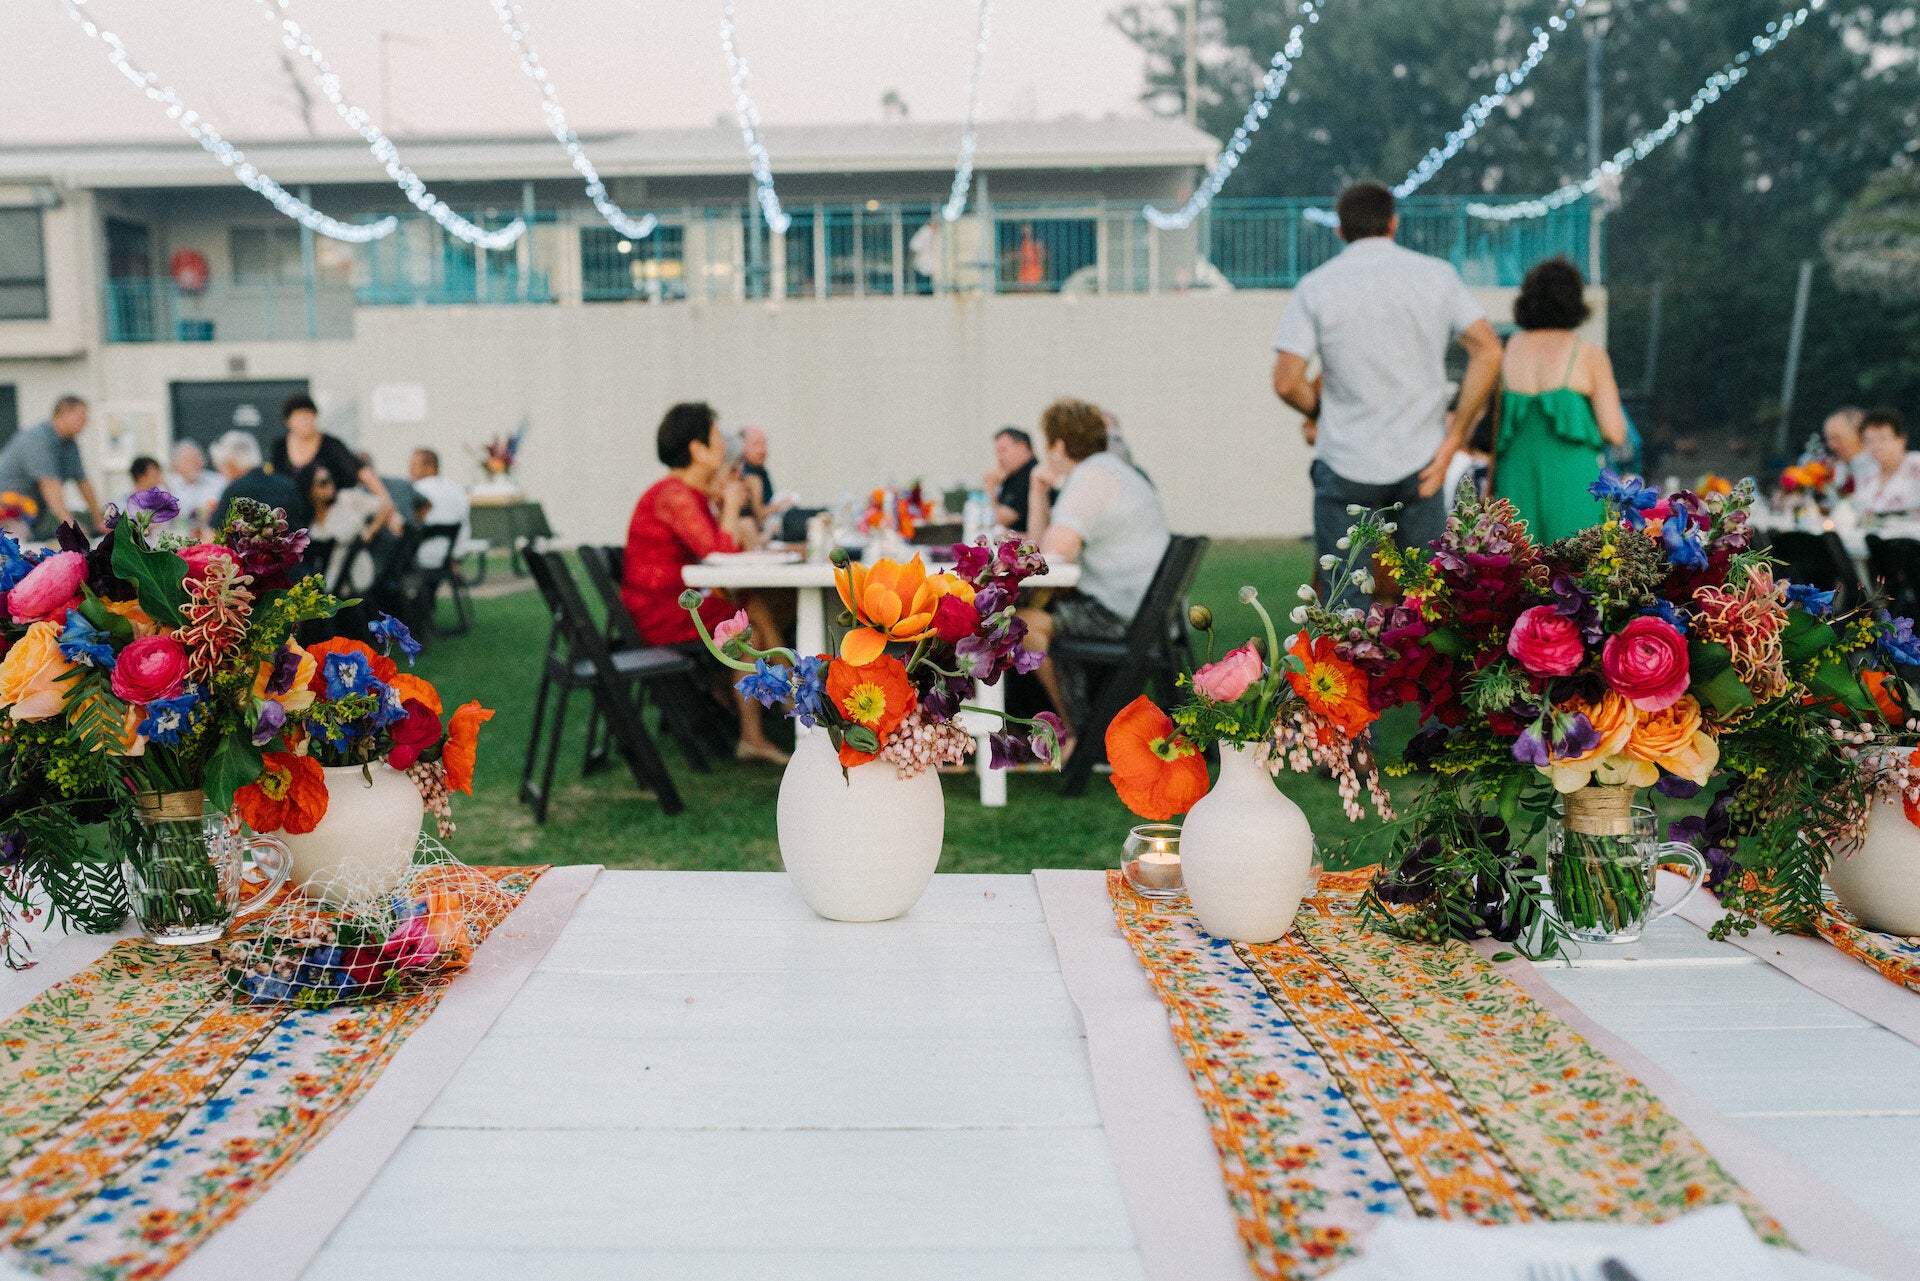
[123,791,292,945]
[1548,801,1708,944]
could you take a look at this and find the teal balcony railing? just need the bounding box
[103,195,1592,340]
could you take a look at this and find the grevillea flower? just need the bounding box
[1105,696,1210,820]
[832,556,972,666]
[1693,566,1789,703]
[236,750,329,835]
[824,654,916,767]
[1285,634,1378,739]
[176,552,254,680]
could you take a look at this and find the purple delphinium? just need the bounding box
[1668,792,1736,890]
[1878,612,1920,668]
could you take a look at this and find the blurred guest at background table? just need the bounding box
[985,426,1037,531]
[165,441,225,528]
[739,426,791,527]
[272,393,398,535]
[1857,408,1920,515]
[307,467,385,590]
[1018,397,1171,745]
[211,430,305,530]
[129,455,164,496]
[1100,411,1153,487]
[0,393,106,536]
[356,448,417,534]
[623,401,791,766]
[409,448,471,568]
[1490,256,1628,542]
[1823,406,1875,491]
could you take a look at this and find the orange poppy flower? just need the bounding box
[1105,695,1210,820]
[1285,634,1378,739]
[824,655,916,767]
[304,637,398,690]
[1864,670,1905,726]
[389,672,444,717]
[235,750,330,835]
[444,701,494,794]
[833,555,972,667]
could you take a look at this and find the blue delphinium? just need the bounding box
[735,658,794,710]
[1877,612,1920,668]
[57,611,116,668]
[1644,597,1690,636]
[1785,582,1836,617]
[322,651,375,700]
[1589,469,1660,529]
[1661,511,1707,568]
[368,613,423,664]
[790,655,829,727]
[139,688,204,746]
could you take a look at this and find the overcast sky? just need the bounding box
[3,0,1151,144]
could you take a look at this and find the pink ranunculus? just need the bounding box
[1602,615,1691,712]
[110,635,190,705]
[711,609,751,651]
[1194,641,1265,703]
[7,551,87,624]
[178,543,238,581]
[1506,605,1586,677]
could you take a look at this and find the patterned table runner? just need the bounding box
[0,864,588,1281]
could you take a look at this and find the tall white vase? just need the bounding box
[776,730,944,922]
[1179,743,1317,943]
[281,764,425,907]
[1827,795,1920,936]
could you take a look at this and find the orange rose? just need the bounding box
[1544,691,1638,793]
[1623,694,1719,787]
[0,620,75,721]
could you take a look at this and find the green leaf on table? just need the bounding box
[109,519,188,628]
[206,729,265,813]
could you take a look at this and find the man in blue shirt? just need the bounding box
[0,395,106,536]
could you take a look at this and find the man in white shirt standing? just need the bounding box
[408,448,471,568]
[1270,182,1504,606]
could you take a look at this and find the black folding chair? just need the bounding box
[407,523,474,637]
[1764,529,1865,613]
[520,547,693,819]
[1865,535,1920,619]
[1056,535,1211,797]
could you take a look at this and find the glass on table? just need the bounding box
[1123,823,1184,899]
[1548,802,1707,944]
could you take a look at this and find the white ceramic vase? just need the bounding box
[776,730,944,922]
[1827,795,1920,936]
[281,764,426,907]
[1179,743,1317,943]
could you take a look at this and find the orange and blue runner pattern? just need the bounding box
[1108,869,1782,1280]
[1815,901,1920,993]
[0,866,546,1280]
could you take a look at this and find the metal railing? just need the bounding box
[102,195,1592,340]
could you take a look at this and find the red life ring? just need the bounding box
[170,249,210,294]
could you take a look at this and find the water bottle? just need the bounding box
[962,489,994,546]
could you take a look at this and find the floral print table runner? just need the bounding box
[1813,901,1920,993]
[0,865,547,1280]
[1107,869,1782,1281]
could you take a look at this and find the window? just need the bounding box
[0,209,49,320]
[580,225,685,302]
[230,226,305,285]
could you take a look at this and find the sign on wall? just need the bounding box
[370,383,429,425]
[98,403,160,470]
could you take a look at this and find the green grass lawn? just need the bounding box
[414,540,1409,873]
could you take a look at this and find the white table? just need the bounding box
[297,871,1920,1280]
[680,559,1082,806]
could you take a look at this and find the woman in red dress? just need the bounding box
[622,402,790,764]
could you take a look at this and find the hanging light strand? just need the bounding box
[1142,0,1322,231]
[486,0,655,240]
[56,0,395,243]
[719,0,790,234]
[258,0,525,250]
[1468,0,1828,221]
[940,0,994,222]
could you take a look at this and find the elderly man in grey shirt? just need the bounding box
[0,394,107,536]
[1271,183,1502,606]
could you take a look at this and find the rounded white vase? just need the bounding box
[777,730,944,922]
[1179,743,1317,943]
[281,764,425,907]
[1827,795,1920,936]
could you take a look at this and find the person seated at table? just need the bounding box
[1823,405,1875,492]
[623,402,791,766]
[128,455,165,496]
[738,425,792,528]
[308,467,387,592]
[211,430,306,530]
[272,393,400,536]
[1016,397,1171,745]
[409,447,472,568]
[165,440,226,529]
[1858,408,1920,515]
[984,426,1037,532]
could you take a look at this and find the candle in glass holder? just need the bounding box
[1124,823,1184,897]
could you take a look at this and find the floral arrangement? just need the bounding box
[475,426,523,479]
[1777,459,1836,494]
[0,490,38,535]
[1102,520,1397,827]
[1335,475,1920,954]
[862,484,932,540]
[680,536,1060,775]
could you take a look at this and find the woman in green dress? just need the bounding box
[1491,257,1630,542]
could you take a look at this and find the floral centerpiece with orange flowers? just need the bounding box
[861,484,933,541]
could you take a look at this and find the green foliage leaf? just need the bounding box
[1425,627,1467,657]
[110,519,188,628]
[1807,659,1875,719]
[205,729,265,814]
[1781,610,1840,666]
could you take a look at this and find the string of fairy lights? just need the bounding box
[57,0,396,242]
[940,0,994,222]
[718,0,792,234]
[487,0,656,240]
[257,0,525,250]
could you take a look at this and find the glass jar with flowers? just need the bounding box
[680,536,1062,922]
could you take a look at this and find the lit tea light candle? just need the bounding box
[1124,823,1184,896]
[1134,846,1182,891]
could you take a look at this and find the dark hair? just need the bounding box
[657,402,719,468]
[1864,406,1909,440]
[413,447,440,473]
[306,468,337,500]
[1040,398,1108,462]
[130,455,162,481]
[994,426,1033,452]
[282,392,318,422]
[1335,182,1395,241]
[1513,257,1591,330]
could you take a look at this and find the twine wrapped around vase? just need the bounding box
[1563,782,1636,837]
[134,790,208,825]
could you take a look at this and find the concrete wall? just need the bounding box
[23,286,1613,541]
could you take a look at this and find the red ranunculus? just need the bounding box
[931,593,980,645]
[1602,615,1690,712]
[1506,605,1586,677]
[386,699,444,769]
[110,635,190,704]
